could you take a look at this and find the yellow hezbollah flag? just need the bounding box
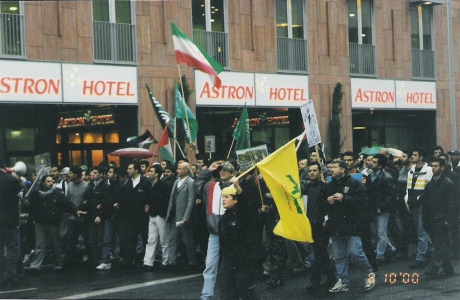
[256,139,313,243]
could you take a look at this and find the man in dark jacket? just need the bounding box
[118,162,152,268]
[304,162,336,291]
[82,166,110,268]
[325,160,375,293]
[422,158,456,278]
[102,166,127,269]
[0,159,23,286]
[26,176,83,274]
[365,154,397,265]
[143,164,171,270]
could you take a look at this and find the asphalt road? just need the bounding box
[1,255,460,299]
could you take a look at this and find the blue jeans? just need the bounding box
[101,220,113,263]
[201,234,219,300]
[0,227,20,281]
[331,236,373,285]
[372,212,396,260]
[411,206,433,261]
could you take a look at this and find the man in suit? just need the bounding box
[165,162,197,268]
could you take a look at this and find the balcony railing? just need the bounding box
[0,13,25,58]
[93,21,137,64]
[193,30,229,69]
[349,43,376,76]
[277,37,308,74]
[412,49,435,80]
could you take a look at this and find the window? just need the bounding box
[5,128,35,151]
[92,0,136,63]
[192,0,229,68]
[348,0,375,76]
[0,1,25,58]
[276,0,308,73]
[411,5,434,79]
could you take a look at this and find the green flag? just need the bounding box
[232,104,250,150]
[174,83,198,143]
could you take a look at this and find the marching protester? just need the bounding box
[422,158,455,278]
[25,175,85,275]
[0,158,23,287]
[324,160,375,292]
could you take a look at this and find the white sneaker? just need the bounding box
[96,263,111,270]
[329,279,349,292]
[364,273,376,291]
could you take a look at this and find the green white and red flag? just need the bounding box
[171,23,224,88]
[157,123,174,164]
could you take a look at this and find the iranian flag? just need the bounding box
[171,23,224,88]
[157,123,174,164]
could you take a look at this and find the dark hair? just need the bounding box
[51,165,62,171]
[164,162,177,173]
[69,166,82,178]
[93,165,107,175]
[140,160,150,168]
[403,150,413,157]
[373,154,387,168]
[130,162,141,173]
[332,160,348,174]
[343,151,357,160]
[438,154,449,164]
[151,164,163,176]
[324,160,333,165]
[412,148,427,161]
[41,175,52,186]
[431,157,446,167]
[110,166,122,176]
[431,145,444,155]
[333,154,344,160]
[177,158,189,164]
[308,161,322,172]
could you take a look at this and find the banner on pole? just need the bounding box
[300,100,321,147]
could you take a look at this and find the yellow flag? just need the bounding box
[256,138,313,243]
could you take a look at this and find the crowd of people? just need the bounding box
[0,144,458,299]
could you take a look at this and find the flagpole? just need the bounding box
[254,168,265,206]
[177,65,192,144]
[226,138,235,159]
[174,117,177,161]
[295,130,307,151]
[175,140,186,159]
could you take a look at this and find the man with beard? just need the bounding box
[26,176,84,274]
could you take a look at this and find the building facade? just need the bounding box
[0,0,458,170]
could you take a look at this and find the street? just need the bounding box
[1,255,459,299]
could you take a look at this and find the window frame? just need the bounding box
[348,0,375,45]
[276,0,307,39]
[91,0,137,64]
[0,1,26,59]
[410,5,433,51]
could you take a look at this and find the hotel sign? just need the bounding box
[351,78,436,110]
[0,60,137,104]
[195,71,309,107]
